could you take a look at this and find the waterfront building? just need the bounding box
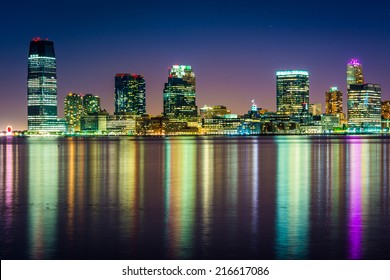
[347,59,364,89]
[200,105,231,118]
[321,114,342,132]
[276,70,309,116]
[163,65,197,120]
[382,101,390,119]
[27,38,63,132]
[106,114,137,135]
[201,115,241,135]
[347,83,381,131]
[325,87,343,115]
[83,94,101,114]
[115,74,146,115]
[64,93,83,132]
[80,111,109,133]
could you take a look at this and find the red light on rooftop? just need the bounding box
[32,37,41,42]
[6,126,12,133]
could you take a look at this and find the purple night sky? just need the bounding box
[0,0,389,130]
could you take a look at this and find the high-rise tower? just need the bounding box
[27,38,58,131]
[163,65,197,119]
[325,87,343,115]
[276,70,309,116]
[83,94,101,114]
[347,59,364,89]
[64,93,83,132]
[115,74,146,115]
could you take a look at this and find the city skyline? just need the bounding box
[1,0,390,130]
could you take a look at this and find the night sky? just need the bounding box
[1,0,389,130]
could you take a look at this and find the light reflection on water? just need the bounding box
[0,136,390,260]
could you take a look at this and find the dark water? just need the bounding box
[1,136,389,260]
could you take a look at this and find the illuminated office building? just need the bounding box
[276,70,309,116]
[115,74,146,115]
[27,38,60,132]
[348,83,381,130]
[83,94,101,114]
[382,101,390,119]
[200,105,231,118]
[325,87,343,115]
[163,65,197,119]
[64,93,83,132]
[347,59,364,89]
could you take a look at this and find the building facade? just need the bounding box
[27,38,60,132]
[382,101,390,120]
[347,58,364,89]
[83,94,101,114]
[276,70,309,116]
[348,83,381,131]
[163,65,197,119]
[325,87,343,115]
[115,74,146,115]
[64,93,83,132]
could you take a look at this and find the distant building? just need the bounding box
[348,83,381,131]
[201,115,241,135]
[106,114,137,135]
[321,114,342,132]
[347,58,364,89]
[27,38,64,132]
[382,101,390,119]
[64,93,83,132]
[64,93,101,133]
[80,111,108,133]
[325,87,343,115]
[200,105,231,118]
[115,74,146,115]
[309,103,322,116]
[83,94,101,115]
[163,65,197,120]
[276,70,309,116]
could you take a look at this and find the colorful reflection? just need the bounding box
[275,137,310,259]
[165,138,196,259]
[200,139,213,256]
[27,138,59,259]
[1,136,390,260]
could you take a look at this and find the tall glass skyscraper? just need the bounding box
[115,74,146,115]
[276,70,309,116]
[347,58,364,89]
[27,38,59,131]
[163,65,197,119]
[348,83,381,131]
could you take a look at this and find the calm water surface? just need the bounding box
[1,136,389,259]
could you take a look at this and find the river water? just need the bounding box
[1,136,389,259]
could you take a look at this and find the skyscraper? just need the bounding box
[64,93,83,132]
[163,65,197,119]
[276,70,309,116]
[348,83,381,131]
[27,38,59,131]
[325,87,343,115]
[83,94,101,114]
[347,59,364,89]
[115,74,146,115]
